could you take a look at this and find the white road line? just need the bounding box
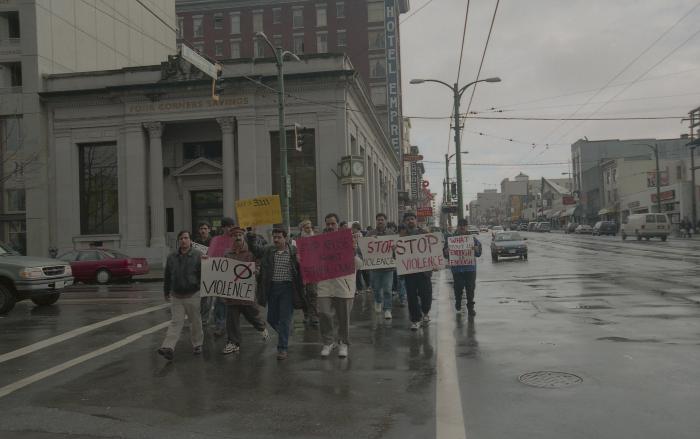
[0,303,169,364]
[0,321,169,399]
[436,270,468,439]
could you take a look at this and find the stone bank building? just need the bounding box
[41,54,399,263]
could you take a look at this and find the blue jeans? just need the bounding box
[370,270,394,310]
[267,282,294,352]
[398,276,407,303]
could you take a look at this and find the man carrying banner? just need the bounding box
[443,218,482,316]
[202,217,234,336]
[367,213,395,320]
[220,226,270,354]
[317,213,363,358]
[250,228,305,360]
[401,212,433,331]
[297,219,319,326]
[157,231,204,361]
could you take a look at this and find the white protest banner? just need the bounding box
[192,242,208,255]
[447,235,476,266]
[395,232,445,275]
[200,257,256,303]
[358,235,397,270]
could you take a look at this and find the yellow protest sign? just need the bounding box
[235,195,282,227]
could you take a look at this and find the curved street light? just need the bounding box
[410,76,501,221]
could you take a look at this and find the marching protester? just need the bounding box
[249,228,305,360]
[202,217,234,336]
[367,213,395,319]
[194,221,212,247]
[401,212,433,330]
[317,213,362,358]
[443,218,482,316]
[298,219,320,326]
[219,226,270,354]
[157,231,204,361]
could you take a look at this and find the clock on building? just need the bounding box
[341,162,351,177]
[352,161,365,177]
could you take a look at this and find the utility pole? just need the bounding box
[444,153,451,228]
[653,144,662,214]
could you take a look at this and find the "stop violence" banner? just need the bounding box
[395,232,445,275]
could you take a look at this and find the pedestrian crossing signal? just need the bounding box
[294,123,304,152]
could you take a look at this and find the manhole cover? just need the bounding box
[518,371,582,388]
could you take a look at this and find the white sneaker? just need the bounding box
[374,302,382,313]
[222,342,239,354]
[260,328,270,341]
[338,343,348,358]
[384,310,392,320]
[321,343,336,357]
[456,308,465,315]
[422,314,431,327]
[410,322,420,331]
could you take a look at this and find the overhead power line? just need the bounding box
[407,114,684,121]
[456,0,471,83]
[463,0,500,120]
[400,0,436,24]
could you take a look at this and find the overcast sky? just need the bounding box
[400,0,700,206]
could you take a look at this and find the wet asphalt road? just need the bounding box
[1,232,699,439]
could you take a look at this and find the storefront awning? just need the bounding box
[551,209,563,218]
[598,208,616,216]
[562,206,579,217]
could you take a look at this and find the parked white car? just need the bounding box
[621,213,670,241]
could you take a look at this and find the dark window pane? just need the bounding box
[183,141,222,162]
[270,129,317,226]
[166,208,174,233]
[79,143,119,235]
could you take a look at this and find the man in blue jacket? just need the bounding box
[443,218,482,317]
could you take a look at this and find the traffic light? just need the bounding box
[212,64,223,101]
[450,182,457,198]
[294,123,304,152]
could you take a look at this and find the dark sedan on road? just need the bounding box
[58,249,149,284]
[491,232,528,262]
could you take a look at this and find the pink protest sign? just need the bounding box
[297,229,355,284]
[207,235,233,257]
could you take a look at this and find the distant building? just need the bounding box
[0,0,177,255]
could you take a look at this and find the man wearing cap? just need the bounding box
[401,212,433,331]
[201,217,235,336]
[443,218,482,316]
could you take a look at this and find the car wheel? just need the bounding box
[661,235,667,242]
[96,269,112,284]
[31,293,60,307]
[0,283,16,314]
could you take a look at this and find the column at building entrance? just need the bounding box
[217,117,235,219]
[144,122,166,247]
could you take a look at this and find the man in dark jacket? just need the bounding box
[443,218,482,316]
[401,212,433,331]
[158,231,203,361]
[249,228,305,360]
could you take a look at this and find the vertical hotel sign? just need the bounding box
[384,0,402,160]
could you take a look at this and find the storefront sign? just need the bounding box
[235,195,282,227]
[410,162,419,199]
[651,190,675,203]
[384,0,402,158]
[416,207,433,218]
[395,233,445,275]
[447,235,476,267]
[646,171,669,188]
[403,154,423,161]
[562,196,576,205]
[297,229,355,283]
[358,235,397,270]
[200,257,256,303]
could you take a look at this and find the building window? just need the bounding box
[316,32,328,53]
[293,34,304,54]
[612,168,617,182]
[253,10,264,32]
[368,29,385,50]
[273,8,282,24]
[316,4,327,27]
[336,2,345,19]
[183,141,222,163]
[214,40,224,57]
[676,165,682,180]
[370,85,386,105]
[293,7,304,28]
[230,12,241,34]
[193,16,204,37]
[271,129,318,226]
[5,189,25,211]
[230,40,241,58]
[177,16,184,39]
[337,29,347,47]
[6,220,26,255]
[254,38,265,58]
[79,143,119,235]
[370,57,386,78]
[214,13,224,30]
[1,117,22,151]
[367,2,384,22]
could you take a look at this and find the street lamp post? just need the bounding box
[443,151,469,228]
[256,32,301,230]
[410,77,501,221]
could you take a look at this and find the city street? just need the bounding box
[1,233,700,438]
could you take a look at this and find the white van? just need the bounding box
[621,213,670,241]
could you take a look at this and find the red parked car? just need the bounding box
[57,249,149,284]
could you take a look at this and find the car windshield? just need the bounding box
[0,242,18,256]
[495,233,521,241]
